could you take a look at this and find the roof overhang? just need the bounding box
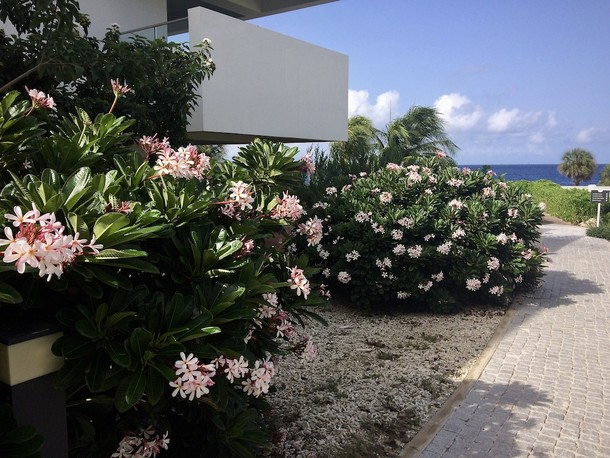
[167,0,337,21]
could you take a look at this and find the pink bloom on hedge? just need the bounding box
[371,222,385,234]
[271,192,303,221]
[287,266,311,299]
[432,271,444,282]
[497,233,508,245]
[451,228,466,239]
[447,178,464,187]
[175,352,201,381]
[375,257,392,269]
[263,292,279,307]
[297,216,323,247]
[274,310,297,340]
[170,353,216,400]
[424,233,435,241]
[325,187,338,196]
[393,244,406,256]
[341,184,352,193]
[424,188,433,195]
[386,163,401,171]
[153,144,210,180]
[379,192,392,204]
[354,211,370,223]
[26,87,56,111]
[483,273,490,284]
[515,275,523,284]
[111,79,134,96]
[486,170,497,176]
[359,172,368,177]
[337,271,351,284]
[397,217,414,229]
[112,427,169,458]
[521,249,533,260]
[436,241,452,255]
[466,278,482,291]
[407,245,423,258]
[1,206,102,280]
[508,208,519,218]
[229,181,254,210]
[222,356,249,383]
[137,134,170,157]
[318,248,329,260]
[539,202,547,211]
[497,181,507,190]
[428,175,438,185]
[435,150,447,159]
[302,153,315,175]
[489,285,504,296]
[318,283,331,299]
[242,356,275,397]
[487,257,500,271]
[370,188,381,195]
[345,250,360,262]
[391,229,403,240]
[481,187,496,198]
[418,281,433,291]
[397,291,411,299]
[407,171,423,183]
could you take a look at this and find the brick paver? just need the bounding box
[419,222,610,457]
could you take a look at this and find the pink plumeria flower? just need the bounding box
[4,205,39,227]
[25,87,56,111]
[111,79,134,97]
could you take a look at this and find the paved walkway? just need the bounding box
[414,222,610,457]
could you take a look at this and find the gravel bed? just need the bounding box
[263,302,505,457]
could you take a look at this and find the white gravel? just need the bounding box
[264,302,505,457]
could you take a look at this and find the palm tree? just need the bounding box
[379,106,459,165]
[598,164,610,186]
[557,148,597,186]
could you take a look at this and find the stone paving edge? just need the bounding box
[399,296,526,458]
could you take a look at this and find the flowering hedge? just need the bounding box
[0,88,326,456]
[296,154,546,311]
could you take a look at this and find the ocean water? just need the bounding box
[461,164,608,186]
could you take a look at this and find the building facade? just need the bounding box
[79,0,348,144]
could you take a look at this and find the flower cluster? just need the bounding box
[26,87,56,111]
[271,192,303,221]
[169,352,216,401]
[112,427,169,458]
[297,216,323,247]
[151,141,211,180]
[1,205,102,280]
[287,266,311,299]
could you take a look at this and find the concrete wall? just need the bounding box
[79,0,167,38]
[187,7,348,143]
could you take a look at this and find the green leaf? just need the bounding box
[129,328,153,358]
[92,213,130,242]
[0,281,23,304]
[146,366,165,405]
[125,370,147,406]
[94,249,148,260]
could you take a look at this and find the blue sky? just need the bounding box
[250,0,610,165]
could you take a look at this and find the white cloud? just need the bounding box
[348,89,399,128]
[487,108,542,133]
[576,127,597,143]
[546,112,557,128]
[434,93,483,131]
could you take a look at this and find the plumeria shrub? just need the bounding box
[0,89,326,457]
[297,154,546,311]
